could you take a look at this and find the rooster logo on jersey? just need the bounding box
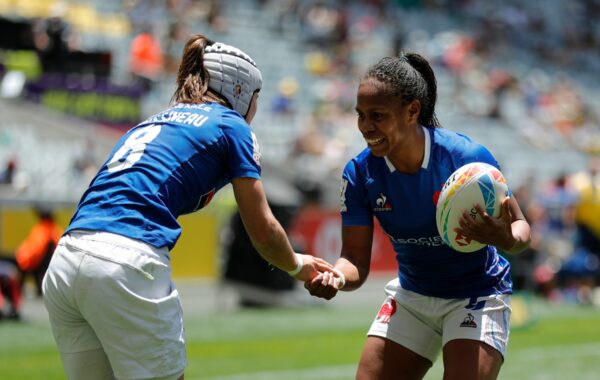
[374,193,392,212]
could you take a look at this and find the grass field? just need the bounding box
[1,293,599,379]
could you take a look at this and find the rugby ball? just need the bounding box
[435,162,509,253]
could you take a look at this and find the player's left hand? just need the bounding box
[455,198,515,251]
[303,268,345,300]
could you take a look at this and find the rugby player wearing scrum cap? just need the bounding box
[42,34,335,380]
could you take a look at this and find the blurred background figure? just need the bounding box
[570,156,600,253]
[0,258,22,321]
[128,26,163,93]
[33,3,72,74]
[15,206,63,297]
[0,157,16,185]
[270,76,299,118]
[570,156,600,284]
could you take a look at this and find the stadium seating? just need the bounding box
[0,0,596,206]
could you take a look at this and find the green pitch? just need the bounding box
[1,296,599,379]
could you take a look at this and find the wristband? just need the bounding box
[287,253,303,276]
[335,272,346,290]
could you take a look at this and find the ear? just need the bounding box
[407,100,421,124]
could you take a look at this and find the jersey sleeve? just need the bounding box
[340,159,373,226]
[221,112,261,180]
[459,138,513,195]
[456,135,501,170]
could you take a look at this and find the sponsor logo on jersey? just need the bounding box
[387,234,445,246]
[374,193,392,212]
[376,298,396,324]
[460,313,477,328]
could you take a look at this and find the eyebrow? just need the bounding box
[355,106,386,112]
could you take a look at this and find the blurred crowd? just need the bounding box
[437,30,600,154]
[1,0,600,305]
[512,156,600,305]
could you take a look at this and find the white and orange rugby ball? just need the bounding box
[435,162,509,253]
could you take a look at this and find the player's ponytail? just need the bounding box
[404,53,440,128]
[171,34,228,107]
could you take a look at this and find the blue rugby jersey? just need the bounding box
[67,103,261,250]
[340,126,512,298]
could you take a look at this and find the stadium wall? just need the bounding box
[0,203,221,278]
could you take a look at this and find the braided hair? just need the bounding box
[364,52,440,128]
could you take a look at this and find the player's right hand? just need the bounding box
[292,254,334,282]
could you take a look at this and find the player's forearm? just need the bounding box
[334,256,369,291]
[250,220,297,273]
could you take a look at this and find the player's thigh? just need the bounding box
[60,349,114,380]
[359,288,438,380]
[367,288,443,363]
[75,246,186,379]
[442,339,503,380]
[441,294,510,380]
[62,348,184,380]
[43,245,106,354]
[442,294,510,356]
[357,336,431,380]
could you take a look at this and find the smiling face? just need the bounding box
[355,78,421,159]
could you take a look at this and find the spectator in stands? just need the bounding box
[72,138,101,183]
[271,76,299,116]
[0,259,22,321]
[300,1,342,47]
[32,3,73,74]
[539,173,579,233]
[128,26,163,93]
[305,53,531,380]
[0,158,16,185]
[163,21,189,74]
[570,155,600,280]
[205,0,228,33]
[15,206,63,297]
[42,34,335,380]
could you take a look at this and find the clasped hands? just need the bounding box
[290,253,345,300]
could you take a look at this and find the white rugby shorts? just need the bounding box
[367,278,511,363]
[42,231,186,379]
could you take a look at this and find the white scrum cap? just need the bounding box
[204,42,263,117]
